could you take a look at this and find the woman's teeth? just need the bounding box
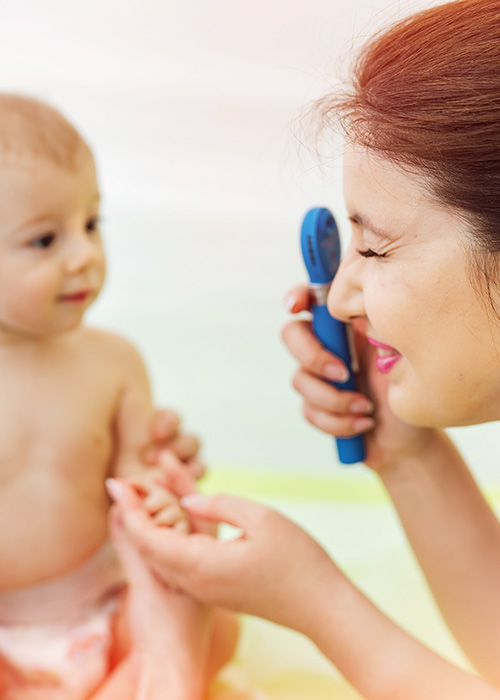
[377,347,396,357]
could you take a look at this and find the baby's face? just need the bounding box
[0,149,106,340]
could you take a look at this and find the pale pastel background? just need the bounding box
[0,0,495,482]
[0,0,496,692]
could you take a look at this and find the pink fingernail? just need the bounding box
[180,493,209,509]
[324,364,350,383]
[105,478,124,502]
[353,417,375,432]
[284,293,299,313]
[350,399,374,414]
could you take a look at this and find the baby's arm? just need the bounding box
[109,337,155,479]
[108,336,190,530]
[107,335,201,478]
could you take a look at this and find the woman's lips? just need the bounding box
[366,336,402,374]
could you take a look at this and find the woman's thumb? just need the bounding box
[180,492,265,530]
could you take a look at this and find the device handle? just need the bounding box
[312,305,366,464]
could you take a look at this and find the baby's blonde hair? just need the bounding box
[0,93,91,168]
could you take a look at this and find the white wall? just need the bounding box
[1,0,497,483]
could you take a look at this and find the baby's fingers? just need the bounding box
[143,488,176,514]
[150,409,181,442]
[142,491,190,531]
[163,433,201,462]
[154,504,190,532]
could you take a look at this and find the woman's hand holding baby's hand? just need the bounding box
[113,487,341,637]
[108,484,214,700]
[118,451,217,538]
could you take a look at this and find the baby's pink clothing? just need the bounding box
[0,540,126,700]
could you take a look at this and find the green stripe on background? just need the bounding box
[201,467,500,505]
[486,487,500,506]
[201,468,390,503]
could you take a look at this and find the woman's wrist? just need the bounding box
[290,556,352,641]
[296,561,398,690]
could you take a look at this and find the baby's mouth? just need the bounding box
[59,290,93,303]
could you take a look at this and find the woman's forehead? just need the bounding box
[343,145,464,244]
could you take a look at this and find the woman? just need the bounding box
[109,1,500,697]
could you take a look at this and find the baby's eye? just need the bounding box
[30,233,56,249]
[86,216,100,233]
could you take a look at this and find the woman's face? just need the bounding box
[328,144,500,427]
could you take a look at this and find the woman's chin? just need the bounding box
[388,388,444,429]
[389,390,480,430]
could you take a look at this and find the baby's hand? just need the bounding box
[123,470,190,533]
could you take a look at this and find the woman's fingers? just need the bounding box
[114,493,270,607]
[292,369,373,415]
[292,369,375,436]
[180,493,268,530]
[282,307,375,438]
[281,319,349,383]
[303,402,375,436]
[284,284,312,313]
[114,489,338,631]
[118,491,263,567]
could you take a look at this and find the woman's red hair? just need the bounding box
[317,0,500,259]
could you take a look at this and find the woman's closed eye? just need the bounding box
[357,248,387,258]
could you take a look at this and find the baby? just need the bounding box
[0,94,234,699]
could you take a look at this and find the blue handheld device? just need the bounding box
[300,207,365,465]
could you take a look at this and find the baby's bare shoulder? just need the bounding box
[80,326,148,378]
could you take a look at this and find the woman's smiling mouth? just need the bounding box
[367,336,402,374]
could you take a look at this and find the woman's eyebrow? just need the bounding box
[349,212,395,241]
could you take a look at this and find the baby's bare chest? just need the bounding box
[0,356,121,483]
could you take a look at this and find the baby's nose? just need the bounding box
[64,233,98,273]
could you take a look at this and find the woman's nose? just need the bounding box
[327,248,365,322]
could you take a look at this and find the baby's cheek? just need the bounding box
[5,278,56,325]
